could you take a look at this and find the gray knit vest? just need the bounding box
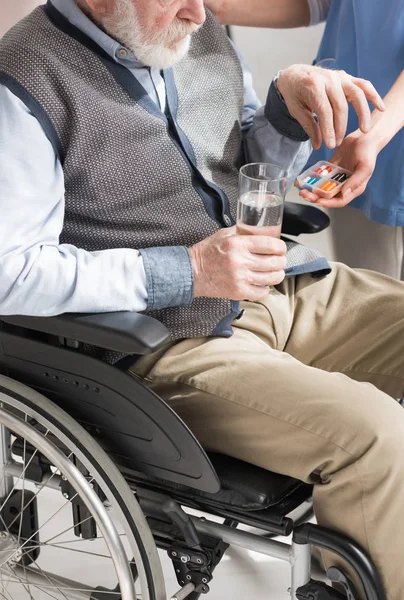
[0,5,244,341]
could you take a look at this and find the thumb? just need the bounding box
[341,162,373,201]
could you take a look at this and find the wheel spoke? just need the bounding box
[0,486,89,570]
[16,510,97,567]
[0,396,160,600]
[34,533,127,547]
[7,457,73,532]
[0,569,16,600]
[21,543,112,560]
[42,508,94,545]
[17,424,28,548]
[27,559,71,600]
[5,565,122,594]
[0,430,49,515]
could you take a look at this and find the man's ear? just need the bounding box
[83,0,109,16]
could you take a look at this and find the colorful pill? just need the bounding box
[326,181,338,191]
[324,166,333,173]
[315,165,330,176]
[308,177,319,185]
[332,172,350,183]
[320,181,334,191]
[303,176,311,183]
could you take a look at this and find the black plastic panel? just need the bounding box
[282,202,330,236]
[0,331,220,494]
[1,312,170,355]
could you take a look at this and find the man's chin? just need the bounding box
[138,37,191,70]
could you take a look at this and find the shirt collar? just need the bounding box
[49,0,145,68]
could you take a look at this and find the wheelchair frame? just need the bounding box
[0,202,387,600]
[0,310,386,600]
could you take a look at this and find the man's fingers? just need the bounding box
[248,270,286,287]
[312,93,336,148]
[246,285,271,301]
[244,235,287,256]
[244,270,287,301]
[326,83,349,146]
[250,254,288,272]
[343,82,372,133]
[292,107,322,149]
[353,77,385,112]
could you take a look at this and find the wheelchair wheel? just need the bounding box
[0,375,166,600]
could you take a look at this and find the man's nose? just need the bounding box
[177,0,206,26]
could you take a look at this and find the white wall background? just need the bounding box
[0,5,333,258]
[232,24,325,103]
[0,0,43,37]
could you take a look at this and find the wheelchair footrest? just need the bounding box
[296,579,347,600]
[170,582,196,600]
[162,498,229,595]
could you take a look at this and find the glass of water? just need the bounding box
[237,163,287,238]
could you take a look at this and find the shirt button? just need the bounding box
[118,48,128,57]
[223,215,232,227]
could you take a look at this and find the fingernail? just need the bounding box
[329,137,336,147]
[343,187,352,198]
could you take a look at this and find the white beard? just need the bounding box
[101,0,197,69]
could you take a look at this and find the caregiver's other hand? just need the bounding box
[297,130,378,208]
[277,65,385,150]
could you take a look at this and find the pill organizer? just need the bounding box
[296,161,352,199]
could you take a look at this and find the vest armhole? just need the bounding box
[0,72,64,164]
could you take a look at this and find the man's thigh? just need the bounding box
[130,318,400,484]
[268,261,404,398]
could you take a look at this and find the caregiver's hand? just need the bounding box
[297,130,378,208]
[277,65,385,150]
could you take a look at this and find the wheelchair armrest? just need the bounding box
[282,202,330,236]
[0,203,327,354]
[0,312,171,355]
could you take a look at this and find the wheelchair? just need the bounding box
[0,202,386,600]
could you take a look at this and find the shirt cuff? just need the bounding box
[139,246,194,311]
[264,79,310,142]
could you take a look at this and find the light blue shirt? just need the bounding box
[0,0,312,317]
[309,0,404,226]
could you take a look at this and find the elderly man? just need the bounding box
[0,1,403,598]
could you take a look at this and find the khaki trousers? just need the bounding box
[130,262,404,599]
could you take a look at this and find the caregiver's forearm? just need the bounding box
[367,70,404,152]
[206,0,311,28]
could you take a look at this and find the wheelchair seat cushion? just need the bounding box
[132,453,311,513]
[206,453,309,511]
